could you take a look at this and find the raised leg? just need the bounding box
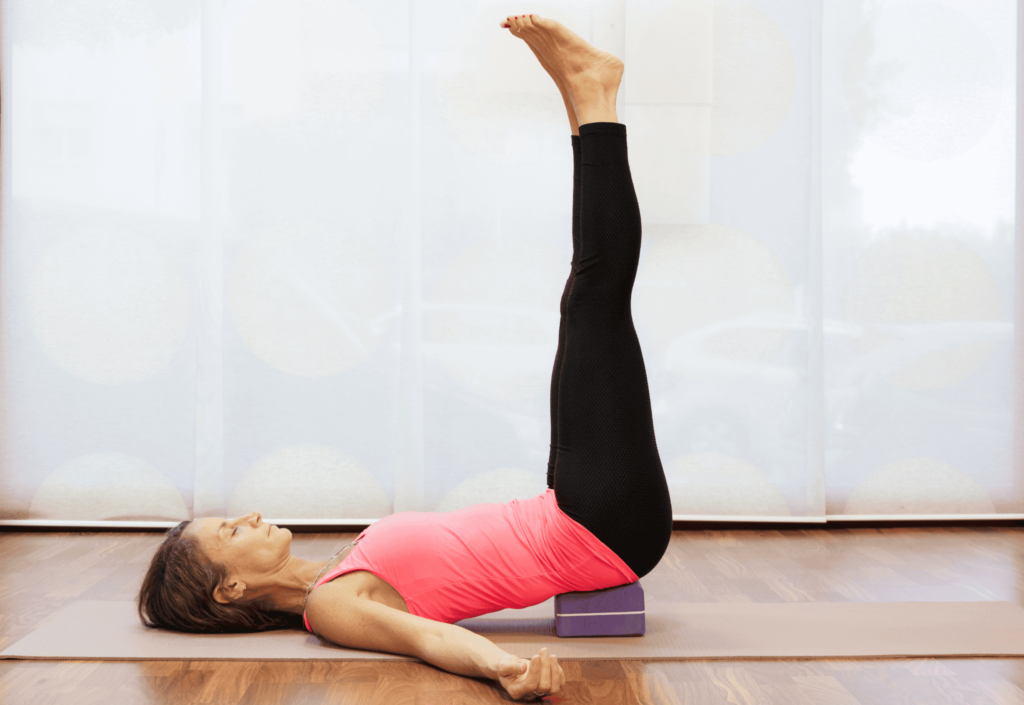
[553,122,672,580]
[503,15,671,581]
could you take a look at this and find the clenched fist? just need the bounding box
[496,647,565,701]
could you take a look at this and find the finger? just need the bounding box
[538,648,552,693]
[549,655,561,692]
[529,653,542,688]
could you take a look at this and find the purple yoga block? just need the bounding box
[554,581,645,637]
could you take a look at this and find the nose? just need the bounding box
[230,511,260,528]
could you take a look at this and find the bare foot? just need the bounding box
[503,20,579,134]
[501,14,622,125]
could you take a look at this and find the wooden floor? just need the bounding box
[3,526,1024,705]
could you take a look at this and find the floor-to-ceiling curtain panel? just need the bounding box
[1,0,1019,525]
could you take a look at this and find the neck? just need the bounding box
[260,554,338,615]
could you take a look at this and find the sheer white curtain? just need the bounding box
[1,0,1019,525]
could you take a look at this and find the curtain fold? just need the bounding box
[194,0,226,518]
[1,0,1019,525]
[394,0,426,515]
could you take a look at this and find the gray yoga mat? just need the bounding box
[4,599,1024,661]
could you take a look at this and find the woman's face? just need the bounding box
[187,511,293,596]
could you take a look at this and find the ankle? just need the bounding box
[558,89,580,136]
[574,99,617,127]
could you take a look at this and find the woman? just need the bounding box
[138,14,673,702]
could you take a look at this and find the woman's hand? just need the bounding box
[496,647,565,701]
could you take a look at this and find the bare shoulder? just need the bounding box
[305,581,440,659]
[304,575,360,615]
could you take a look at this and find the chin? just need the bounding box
[273,526,293,558]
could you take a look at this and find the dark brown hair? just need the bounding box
[137,520,302,633]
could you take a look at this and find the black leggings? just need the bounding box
[546,122,673,580]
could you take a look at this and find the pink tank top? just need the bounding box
[303,488,638,630]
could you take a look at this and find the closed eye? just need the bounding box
[232,528,238,536]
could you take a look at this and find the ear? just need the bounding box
[214,578,246,605]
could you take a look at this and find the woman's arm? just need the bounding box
[304,583,509,679]
[305,585,563,699]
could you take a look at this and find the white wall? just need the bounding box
[0,0,1019,523]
